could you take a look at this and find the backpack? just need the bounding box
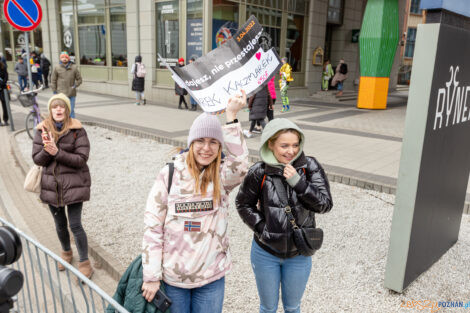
[339,63,348,75]
[136,63,146,78]
[167,163,174,193]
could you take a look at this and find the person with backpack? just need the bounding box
[131,55,146,105]
[32,93,93,280]
[331,58,348,97]
[141,91,249,313]
[175,58,189,109]
[236,118,333,313]
[279,57,293,112]
[40,54,51,89]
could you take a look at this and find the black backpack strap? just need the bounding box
[167,162,174,194]
[272,176,289,207]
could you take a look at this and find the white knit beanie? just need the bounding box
[187,113,224,147]
[48,93,71,113]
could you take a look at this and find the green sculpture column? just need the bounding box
[357,0,399,109]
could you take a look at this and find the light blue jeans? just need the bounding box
[163,277,225,313]
[69,96,76,118]
[337,81,343,91]
[251,240,312,313]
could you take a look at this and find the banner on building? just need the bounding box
[160,15,282,113]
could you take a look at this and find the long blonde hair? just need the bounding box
[43,99,72,142]
[185,144,222,206]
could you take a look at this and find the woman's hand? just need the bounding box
[142,281,161,302]
[226,89,247,122]
[43,132,58,156]
[283,164,297,180]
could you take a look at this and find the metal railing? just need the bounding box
[0,217,129,313]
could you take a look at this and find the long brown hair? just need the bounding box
[43,99,72,142]
[186,144,222,206]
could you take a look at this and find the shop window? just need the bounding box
[187,0,203,61]
[247,0,282,10]
[327,0,343,25]
[60,0,76,59]
[156,0,180,67]
[285,14,303,72]
[78,0,106,65]
[110,6,127,67]
[410,0,421,14]
[404,28,416,58]
[287,0,306,14]
[246,5,281,54]
[212,0,239,49]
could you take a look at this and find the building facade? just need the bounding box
[0,0,403,103]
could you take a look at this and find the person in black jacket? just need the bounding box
[236,118,333,313]
[40,54,51,88]
[244,86,271,138]
[0,61,9,126]
[131,55,146,105]
[175,58,188,109]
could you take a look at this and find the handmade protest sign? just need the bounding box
[160,16,282,114]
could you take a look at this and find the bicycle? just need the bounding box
[19,86,44,140]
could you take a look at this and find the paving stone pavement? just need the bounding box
[1,87,470,302]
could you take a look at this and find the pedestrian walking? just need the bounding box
[267,76,276,121]
[141,91,249,313]
[131,55,146,105]
[40,54,51,89]
[32,93,94,280]
[279,57,293,112]
[14,56,28,91]
[30,51,42,88]
[0,62,9,126]
[236,118,333,313]
[244,86,271,138]
[322,60,334,91]
[331,58,348,96]
[175,58,188,109]
[51,51,82,118]
[189,57,198,111]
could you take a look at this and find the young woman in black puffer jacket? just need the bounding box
[236,118,333,313]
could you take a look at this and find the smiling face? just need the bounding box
[268,131,301,164]
[50,100,67,122]
[191,137,221,167]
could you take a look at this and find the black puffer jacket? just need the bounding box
[236,153,333,258]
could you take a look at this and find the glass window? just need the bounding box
[1,20,12,61]
[33,26,43,54]
[287,0,306,14]
[246,6,281,54]
[327,0,343,25]
[110,6,127,67]
[285,14,303,72]
[187,0,203,61]
[60,0,74,12]
[78,0,106,66]
[404,28,416,58]
[60,12,75,56]
[212,0,239,49]
[246,0,282,10]
[410,0,421,14]
[156,1,180,67]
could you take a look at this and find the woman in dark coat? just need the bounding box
[32,93,93,279]
[245,86,271,138]
[175,58,188,109]
[236,118,333,313]
[0,61,8,126]
[131,55,146,105]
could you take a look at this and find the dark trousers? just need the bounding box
[0,90,7,123]
[250,119,266,132]
[178,95,188,108]
[48,202,89,262]
[42,70,49,87]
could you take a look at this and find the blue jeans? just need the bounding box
[251,240,312,313]
[163,277,225,313]
[69,96,76,118]
[337,81,343,91]
[18,76,27,91]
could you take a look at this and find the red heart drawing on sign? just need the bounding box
[255,52,261,60]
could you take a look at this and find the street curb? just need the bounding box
[9,129,126,281]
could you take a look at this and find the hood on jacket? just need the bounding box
[36,118,83,131]
[259,118,305,168]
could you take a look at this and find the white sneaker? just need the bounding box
[252,129,261,134]
[243,130,253,138]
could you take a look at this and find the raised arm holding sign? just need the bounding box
[160,16,282,114]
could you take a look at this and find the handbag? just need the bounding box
[272,176,323,256]
[24,165,42,193]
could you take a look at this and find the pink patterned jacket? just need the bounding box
[142,123,249,288]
